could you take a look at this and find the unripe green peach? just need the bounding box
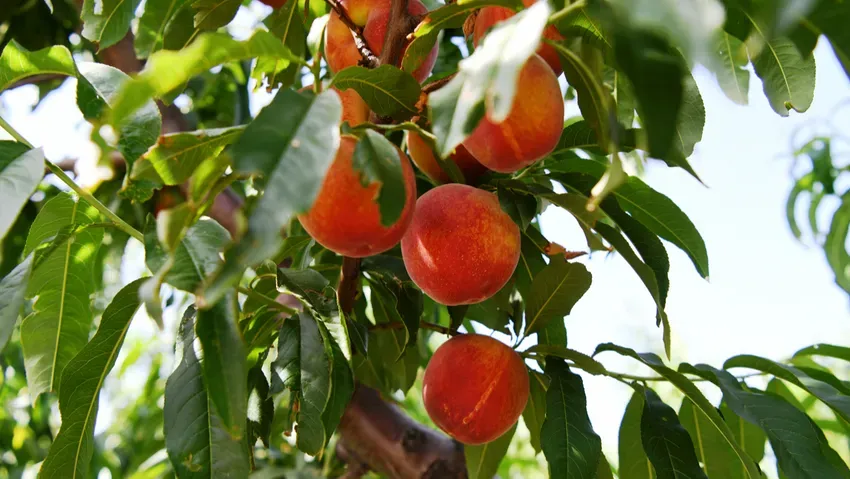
[461,54,563,173]
[299,136,417,257]
[422,334,529,445]
[401,184,520,305]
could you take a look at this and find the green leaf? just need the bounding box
[164,307,250,477]
[401,0,519,73]
[40,279,145,479]
[714,32,750,105]
[21,193,103,400]
[430,0,552,158]
[0,148,43,246]
[524,256,591,335]
[271,318,300,395]
[619,392,655,479]
[466,422,517,479]
[679,398,764,479]
[523,369,547,454]
[110,31,300,125]
[675,72,706,158]
[794,2,850,80]
[550,41,611,149]
[134,0,191,58]
[721,402,767,465]
[794,343,850,363]
[596,344,762,479]
[694,364,850,479]
[331,65,421,121]
[297,314,332,456]
[0,40,76,94]
[144,216,230,293]
[196,292,248,435]
[639,386,708,479]
[498,188,537,231]
[203,88,341,305]
[0,255,32,352]
[597,454,615,479]
[276,267,335,317]
[554,6,611,50]
[540,359,601,479]
[751,36,816,116]
[131,127,243,186]
[523,345,607,375]
[825,193,850,294]
[253,0,307,91]
[320,321,354,439]
[613,29,685,158]
[192,0,241,30]
[76,62,163,170]
[352,130,407,226]
[369,280,418,360]
[81,0,143,50]
[724,354,850,422]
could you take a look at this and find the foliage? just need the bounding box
[1,0,849,478]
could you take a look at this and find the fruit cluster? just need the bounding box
[295,0,564,445]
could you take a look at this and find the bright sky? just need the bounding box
[2,7,850,477]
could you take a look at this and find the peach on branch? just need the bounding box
[401,184,520,305]
[406,131,487,184]
[422,334,529,445]
[299,135,417,257]
[325,0,438,82]
[472,0,565,75]
[461,54,563,173]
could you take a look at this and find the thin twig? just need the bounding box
[1,116,146,243]
[338,257,362,315]
[325,0,380,68]
[421,73,457,95]
[548,0,587,25]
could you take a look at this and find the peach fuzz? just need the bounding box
[325,0,438,82]
[298,136,417,257]
[461,54,563,173]
[422,334,529,445]
[336,87,370,126]
[472,0,565,75]
[406,131,487,184]
[401,184,520,305]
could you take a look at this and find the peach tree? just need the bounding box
[1,0,850,477]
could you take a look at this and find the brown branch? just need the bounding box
[338,386,467,479]
[422,72,457,95]
[338,256,362,315]
[326,0,380,68]
[378,0,420,68]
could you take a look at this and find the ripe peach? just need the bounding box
[335,87,370,126]
[406,131,487,184]
[472,0,564,75]
[422,334,529,445]
[461,54,563,173]
[401,184,520,305]
[299,136,417,257]
[325,0,438,82]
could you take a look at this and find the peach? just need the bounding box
[406,131,487,184]
[473,0,564,75]
[422,334,529,445]
[325,0,438,82]
[461,54,563,173]
[299,135,417,257]
[335,87,370,126]
[401,184,520,305]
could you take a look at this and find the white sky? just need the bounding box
[2,7,850,477]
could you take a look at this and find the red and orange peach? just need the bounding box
[422,334,529,445]
[406,131,487,184]
[473,0,565,75]
[325,0,438,82]
[299,135,417,257]
[401,184,520,305]
[461,54,563,173]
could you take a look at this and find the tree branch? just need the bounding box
[338,386,468,479]
[325,0,380,68]
[378,0,419,68]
